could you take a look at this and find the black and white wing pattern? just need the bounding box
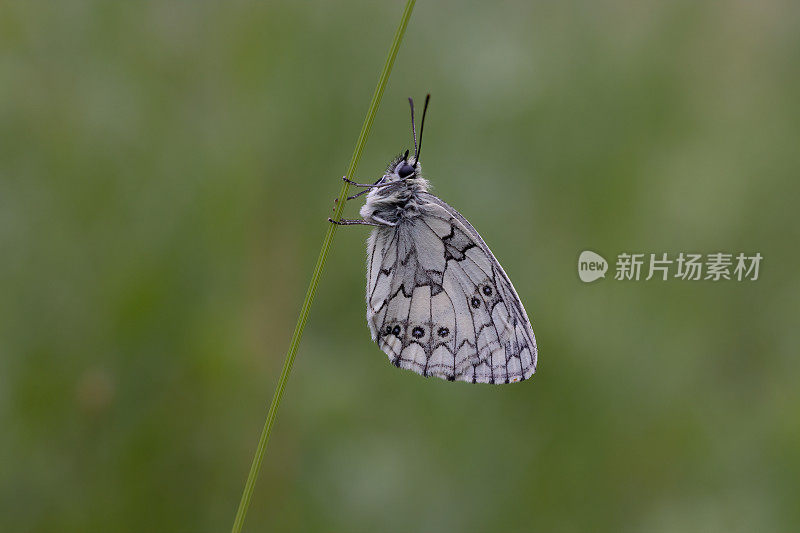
[365,193,537,384]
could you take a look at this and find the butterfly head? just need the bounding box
[382,94,430,183]
[387,149,419,181]
[361,96,432,220]
[394,152,417,179]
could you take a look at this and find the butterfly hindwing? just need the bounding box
[366,195,537,384]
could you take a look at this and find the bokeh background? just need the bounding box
[2,1,799,531]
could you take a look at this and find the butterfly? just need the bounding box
[331,95,537,384]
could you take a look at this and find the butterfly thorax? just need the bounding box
[360,159,430,226]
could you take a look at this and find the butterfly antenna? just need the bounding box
[415,94,431,164]
[408,97,417,159]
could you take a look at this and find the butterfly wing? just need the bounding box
[365,193,537,384]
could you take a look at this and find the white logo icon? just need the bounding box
[578,251,608,282]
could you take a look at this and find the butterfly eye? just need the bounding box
[396,162,415,178]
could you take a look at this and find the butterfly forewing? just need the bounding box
[366,195,537,384]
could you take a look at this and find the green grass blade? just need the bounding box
[230,2,416,532]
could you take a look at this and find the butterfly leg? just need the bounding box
[346,189,371,200]
[331,177,398,211]
[342,176,380,187]
[328,217,380,226]
[332,188,370,208]
[341,176,400,190]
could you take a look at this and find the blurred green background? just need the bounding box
[2,1,799,531]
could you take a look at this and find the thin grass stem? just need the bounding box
[230,2,416,531]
